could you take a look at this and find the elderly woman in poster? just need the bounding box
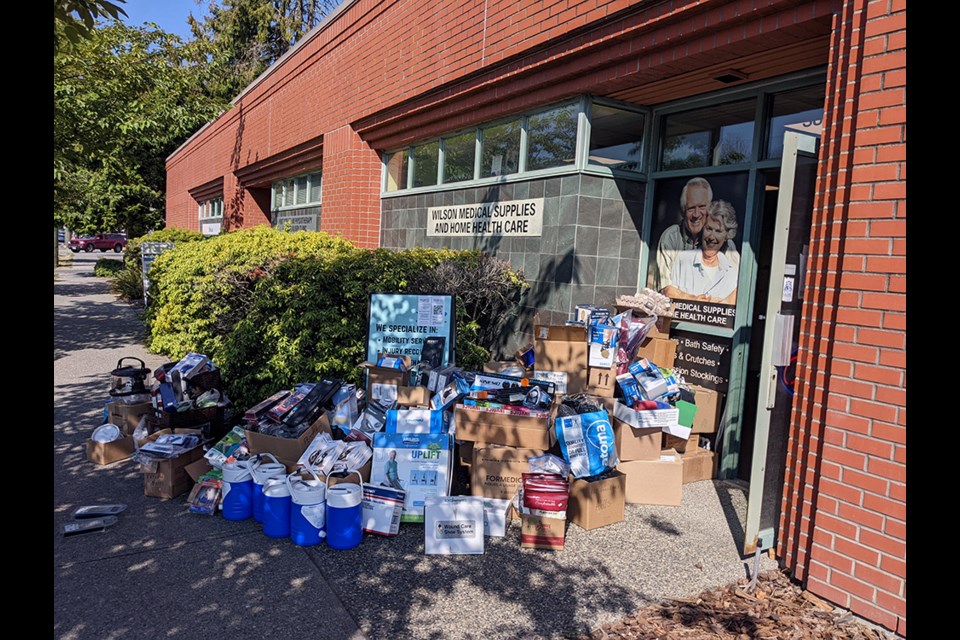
[662,200,740,305]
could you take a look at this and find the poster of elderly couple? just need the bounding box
[646,172,749,330]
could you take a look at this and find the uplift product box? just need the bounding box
[613,419,660,461]
[454,405,555,450]
[107,400,154,434]
[245,414,331,468]
[140,428,206,499]
[635,337,678,368]
[360,353,412,404]
[371,432,453,523]
[86,434,136,466]
[567,470,626,531]
[521,514,566,550]
[618,449,683,506]
[424,496,485,555]
[471,445,545,518]
[534,324,588,395]
[691,385,722,433]
[682,448,717,484]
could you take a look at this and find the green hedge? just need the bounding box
[145,226,526,409]
[93,258,124,277]
[124,227,207,270]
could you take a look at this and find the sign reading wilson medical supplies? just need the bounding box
[426,198,544,237]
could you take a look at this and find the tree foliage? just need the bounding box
[189,0,344,101]
[54,23,229,236]
[54,0,127,48]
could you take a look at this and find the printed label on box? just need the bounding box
[435,521,477,539]
[372,382,398,404]
[534,370,568,394]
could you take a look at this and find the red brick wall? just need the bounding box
[319,125,381,248]
[166,0,838,238]
[778,0,905,635]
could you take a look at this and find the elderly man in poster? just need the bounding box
[655,176,740,292]
[663,200,740,305]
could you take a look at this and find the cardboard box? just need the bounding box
[107,400,154,435]
[457,440,475,467]
[86,435,135,465]
[360,354,412,404]
[185,458,213,482]
[424,496,485,555]
[567,470,626,530]
[618,449,683,506]
[663,432,699,454]
[691,385,722,434]
[140,429,206,499]
[534,324,588,395]
[613,419,660,461]
[482,498,511,537]
[148,405,230,441]
[682,448,717,484]
[471,445,545,509]
[454,405,555,450]
[245,414,331,463]
[521,514,566,550]
[396,386,431,408]
[483,361,530,375]
[635,337,677,369]
[585,364,617,398]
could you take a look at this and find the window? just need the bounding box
[412,141,440,188]
[764,87,825,159]
[480,118,521,178]
[526,103,578,171]
[198,196,224,220]
[589,104,645,172]
[442,131,476,183]
[271,172,323,209]
[384,149,408,192]
[660,100,756,171]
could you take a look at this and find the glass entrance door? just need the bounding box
[743,130,819,554]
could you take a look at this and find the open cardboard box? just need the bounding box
[139,428,206,499]
[245,414,331,464]
[567,470,626,531]
[618,448,683,506]
[613,419,660,461]
[471,445,545,519]
[533,323,588,395]
[360,353,412,404]
[454,405,555,450]
[86,435,136,466]
[107,400,154,435]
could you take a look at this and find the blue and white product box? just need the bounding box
[628,358,669,400]
[616,372,643,407]
[424,496,485,555]
[371,432,453,523]
[431,374,471,411]
[361,484,406,537]
[170,352,211,379]
[376,356,408,372]
[588,321,619,368]
[554,410,618,478]
[481,498,511,537]
[385,408,449,434]
[427,365,461,393]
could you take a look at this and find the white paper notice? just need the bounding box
[418,296,445,326]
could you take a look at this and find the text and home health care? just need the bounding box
[426,198,544,237]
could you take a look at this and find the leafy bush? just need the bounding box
[146,226,356,361]
[111,261,147,303]
[93,258,124,277]
[144,225,527,409]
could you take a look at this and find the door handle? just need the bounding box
[765,365,778,410]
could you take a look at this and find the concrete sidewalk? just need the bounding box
[53,250,776,640]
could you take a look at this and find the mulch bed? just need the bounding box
[580,568,898,639]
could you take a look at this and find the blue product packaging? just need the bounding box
[616,372,643,407]
[628,358,669,400]
[385,409,449,434]
[554,410,618,479]
[431,374,470,411]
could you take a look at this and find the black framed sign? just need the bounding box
[366,292,456,366]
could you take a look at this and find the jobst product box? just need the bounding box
[371,432,453,523]
[424,496,485,555]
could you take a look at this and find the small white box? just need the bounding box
[613,401,690,439]
[424,496,485,555]
[481,498,511,537]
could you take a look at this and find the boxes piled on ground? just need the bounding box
[138,428,206,499]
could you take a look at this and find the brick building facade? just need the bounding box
[166,1,906,634]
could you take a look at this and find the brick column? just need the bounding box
[319,125,382,248]
[779,0,906,635]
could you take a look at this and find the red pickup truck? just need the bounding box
[69,233,128,253]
